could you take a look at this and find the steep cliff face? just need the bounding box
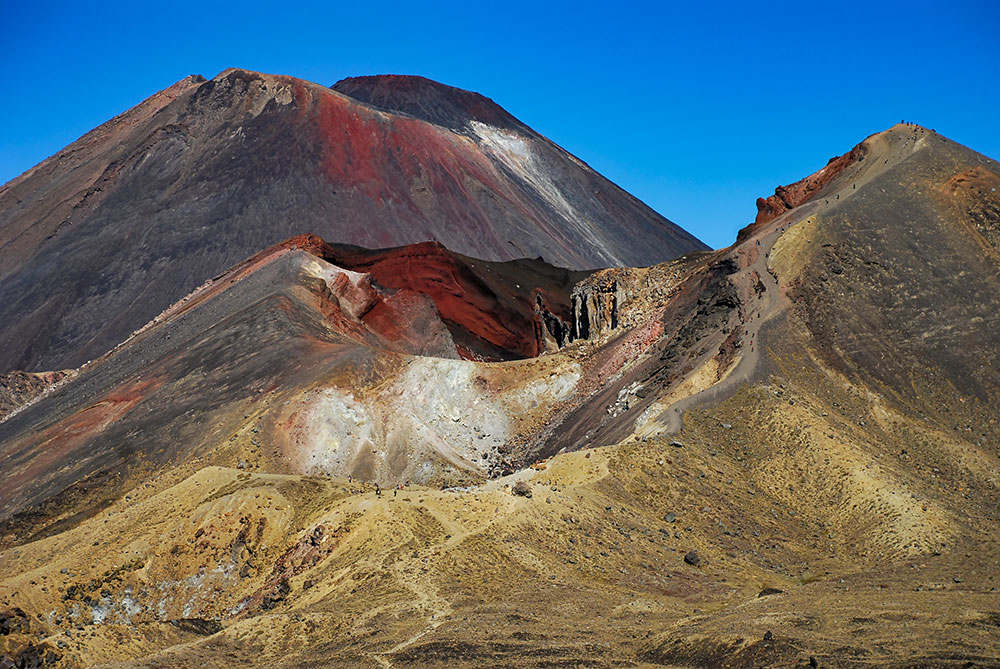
[0,69,706,374]
[270,234,586,361]
[570,275,623,341]
[564,255,707,345]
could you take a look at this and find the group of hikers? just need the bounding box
[347,474,406,497]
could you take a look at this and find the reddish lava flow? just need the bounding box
[323,241,576,360]
[0,376,163,511]
[312,89,539,243]
[279,234,580,360]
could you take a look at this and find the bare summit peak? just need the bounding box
[332,74,525,132]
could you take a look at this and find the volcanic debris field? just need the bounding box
[0,70,998,669]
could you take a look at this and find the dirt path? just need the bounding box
[660,204,815,434]
[370,492,510,667]
[373,570,451,668]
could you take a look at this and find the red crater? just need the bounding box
[281,234,585,361]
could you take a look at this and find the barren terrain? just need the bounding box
[1,110,998,668]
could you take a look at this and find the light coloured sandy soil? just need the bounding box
[3,382,997,668]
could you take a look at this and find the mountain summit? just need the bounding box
[0,69,705,373]
[332,74,525,132]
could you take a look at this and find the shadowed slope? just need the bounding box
[332,74,526,132]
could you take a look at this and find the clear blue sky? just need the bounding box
[2,0,997,249]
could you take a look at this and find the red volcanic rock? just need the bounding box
[941,165,1000,197]
[192,233,461,359]
[752,144,868,226]
[230,233,583,360]
[281,234,586,361]
[274,233,338,257]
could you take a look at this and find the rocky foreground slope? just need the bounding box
[1,124,999,668]
[0,69,705,375]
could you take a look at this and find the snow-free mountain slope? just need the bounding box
[0,69,705,374]
[1,123,998,668]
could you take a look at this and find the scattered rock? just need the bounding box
[669,440,684,448]
[260,579,292,610]
[16,646,43,669]
[512,481,532,498]
[763,630,773,641]
[663,512,676,523]
[2,643,59,669]
[758,587,783,597]
[0,608,29,635]
[683,551,701,567]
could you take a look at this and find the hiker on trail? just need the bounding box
[375,483,381,496]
